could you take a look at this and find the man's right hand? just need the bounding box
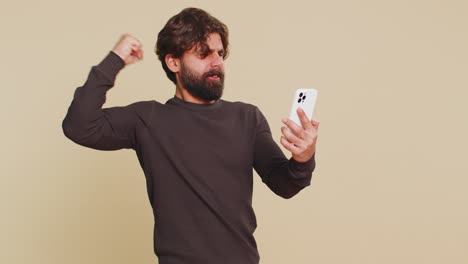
[111,34,144,65]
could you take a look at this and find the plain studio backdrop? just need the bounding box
[1,0,467,263]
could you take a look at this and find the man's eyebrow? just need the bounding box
[195,45,225,56]
[210,48,225,54]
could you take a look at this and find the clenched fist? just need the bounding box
[112,34,144,65]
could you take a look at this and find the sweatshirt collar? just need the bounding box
[165,96,223,111]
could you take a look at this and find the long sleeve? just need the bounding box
[252,106,316,199]
[62,51,149,150]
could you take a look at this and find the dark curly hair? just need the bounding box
[155,8,229,84]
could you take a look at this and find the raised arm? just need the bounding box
[253,106,318,199]
[62,34,148,150]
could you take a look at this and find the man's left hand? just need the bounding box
[280,108,320,163]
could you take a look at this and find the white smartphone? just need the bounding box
[289,88,318,126]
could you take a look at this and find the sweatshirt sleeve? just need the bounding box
[252,106,316,199]
[62,51,148,150]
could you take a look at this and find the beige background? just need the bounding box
[1,0,467,263]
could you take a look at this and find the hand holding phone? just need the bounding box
[280,88,320,163]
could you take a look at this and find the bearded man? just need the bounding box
[62,7,319,264]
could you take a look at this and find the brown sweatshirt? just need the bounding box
[62,51,316,264]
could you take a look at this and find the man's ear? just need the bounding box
[165,54,180,73]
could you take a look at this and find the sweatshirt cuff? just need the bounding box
[289,153,316,172]
[95,51,126,79]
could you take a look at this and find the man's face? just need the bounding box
[178,33,225,101]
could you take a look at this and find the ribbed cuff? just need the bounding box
[95,51,126,79]
[290,153,316,172]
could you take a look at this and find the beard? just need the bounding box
[179,61,225,102]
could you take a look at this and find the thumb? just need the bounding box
[128,47,144,64]
[311,119,320,130]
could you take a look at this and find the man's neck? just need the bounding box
[175,86,216,104]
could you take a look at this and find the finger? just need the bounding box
[281,117,306,139]
[131,41,142,51]
[135,39,142,47]
[280,136,301,154]
[130,49,139,58]
[136,48,144,60]
[297,107,313,130]
[130,45,143,59]
[281,126,303,147]
[311,119,320,131]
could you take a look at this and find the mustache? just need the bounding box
[203,69,225,80]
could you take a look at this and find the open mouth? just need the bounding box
[207,74,221,81]
[205,70,223,82]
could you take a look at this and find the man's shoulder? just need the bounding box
[221,99,269,128]
[123,100,162,121]
[127,100,162,109]
[221,99,259,112]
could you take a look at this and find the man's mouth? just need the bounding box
[205,70,223,82]
[207,74,220,81]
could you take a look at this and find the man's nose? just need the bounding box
[210,53,224,68]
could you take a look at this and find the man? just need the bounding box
[62,7,319,264]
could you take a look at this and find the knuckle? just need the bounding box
[281,128,288,136]
[292,126,300,134]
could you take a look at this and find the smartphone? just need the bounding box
[288,88,318,126]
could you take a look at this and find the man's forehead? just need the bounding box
[206,33,223,47]
[189,33,224,53]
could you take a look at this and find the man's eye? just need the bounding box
[198,52,209,58]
